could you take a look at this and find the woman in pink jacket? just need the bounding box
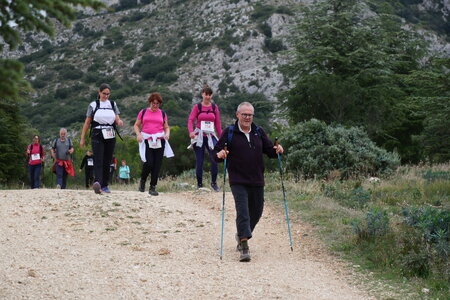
[187,86,222,191]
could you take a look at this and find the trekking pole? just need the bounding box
[220,144,228,260]
[275,138,293,251]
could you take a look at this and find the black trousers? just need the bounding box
[84,167,94,187]
[91,130,116,188]
[230,185,265,240]
[141,139,165,187]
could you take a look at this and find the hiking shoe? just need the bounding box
[197,183,203,189]
[149,186,159,196]
[211,182,220,192]
[239,240,251,262]
[101,186,111,193]
[235,234,242,252]
[56,184,61,189]
[93,182,101,194]
[139,180,145,192]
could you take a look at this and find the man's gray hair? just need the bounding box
[236,102,254,112]
[60,128,67,133]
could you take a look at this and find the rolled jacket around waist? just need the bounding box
[138,131,174,162]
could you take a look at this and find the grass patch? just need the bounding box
[264,163,450,299]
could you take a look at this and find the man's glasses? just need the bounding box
[240,113,254,118]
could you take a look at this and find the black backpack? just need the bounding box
[196,103,217,118]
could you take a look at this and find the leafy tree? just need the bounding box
[281,0,429,162]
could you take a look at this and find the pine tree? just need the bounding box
[281,0,430,162]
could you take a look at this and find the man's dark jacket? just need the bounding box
[213,121,277,186]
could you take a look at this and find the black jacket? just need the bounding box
[213,121,277,186]
[80,155,94,170]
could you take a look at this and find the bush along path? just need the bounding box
[0,189,376,299]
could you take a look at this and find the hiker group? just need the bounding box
[26,83,285,262]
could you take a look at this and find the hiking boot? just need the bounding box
[56,184,61,189]
[211,182,220,192]
[235,234,242,252]
[101,186,111,193]
[197,183,203,189]
[149,186,159,196]
[93,182,101,194]
[239,240,251,262]
[139,180,145,192]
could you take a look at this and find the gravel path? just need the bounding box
[0,189,375,299]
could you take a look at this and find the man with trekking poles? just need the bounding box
[214,102,284,262]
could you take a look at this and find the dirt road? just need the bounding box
[0,189,374,299]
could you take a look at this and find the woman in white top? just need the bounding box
[80,83,123,194]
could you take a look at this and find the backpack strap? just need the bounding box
[90,100,122,140]
[91,100,117,122]
[227,124,261,149]
[140,108,166,126]
[196,103,217,118]
[140,108,147,122]
[227,125,235,146]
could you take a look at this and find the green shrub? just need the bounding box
[222,62,231,71]
[119,11,146,23]
[402,206,450,244]
[31,79,46,89]
[116,0,138,11]
[155,72,178,83]
[141,39,157,52]
[180,37,195,50]
[121,44,137,60]
[397,226,431,278]
[264,38,286,53]
[275,6,293,15]
[58,65,84,80]
[132,55,178,80]
[55,87,71,99]
[349,186,371,208]
[258,22,272,37]
[422,170,450,183]
[251,3,275,22]
[352,208,389,240]
[283,119,400,179]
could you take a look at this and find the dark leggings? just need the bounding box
[91,130,116,188]
[194,136,218,186]
[141,139,165,187]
